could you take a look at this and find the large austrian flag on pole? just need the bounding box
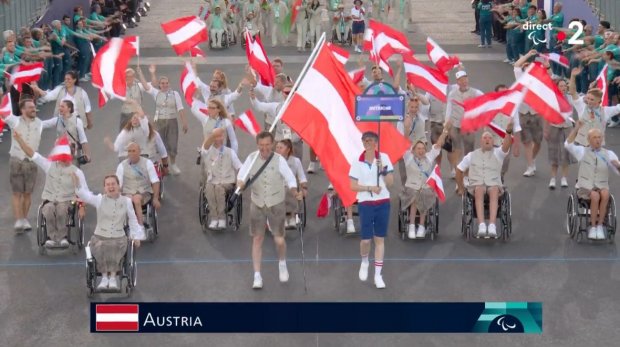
[95,304,139,332]
[161,16,208,56]
[279,43,410,207]
[91,38,136,100]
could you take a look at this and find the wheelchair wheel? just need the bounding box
[222,32,229,48]
[145,204,158,242]
[37,205,47,255]
[607,195,616,243]
[461,194,472,241]
[233,193,243,231]
[86,257,97,298]
[332,195,342,233]
[346,30,353,46]
[566,194,578,238]
[501,193,511,242]
[198,185,209,233]
[77,215,85,249]
[433,199,439,235]
[125,240,137,294]
[159,166,165,201]
[301,197,307,229]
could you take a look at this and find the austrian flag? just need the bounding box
[0,93,12,117]
[161,16,208,56]
[426,165,446,203]
[426,37,460,73]
[180,62,198,105]
[234,109,262,137]
[95,304,139,332]
[8,63,44,91]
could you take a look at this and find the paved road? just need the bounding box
[1,0,620,346]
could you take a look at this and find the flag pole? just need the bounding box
[233,32,328,195]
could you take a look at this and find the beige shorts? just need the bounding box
[467,185,504,196]
[577,187,608,200]
[450,127,475,155]
[250,201,286,238]
[125,192,152,206]
[155,118,179,157]
[9,157,38,193]
[519,113,543,145]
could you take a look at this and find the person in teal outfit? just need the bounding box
[477,0,493,48]
[523,5,538,53]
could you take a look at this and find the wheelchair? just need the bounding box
[142,196,158,242]
[398,199,439,241]
[286,197,307,231]
[198,183,242,233]
[331,190,359,236]
[85,232,137,298]
[331,21,352,46]
[209,30,230,49]
[461,188,512,242]
[154,161,165,201]
[36,200,85,255]
[566,191,616,243]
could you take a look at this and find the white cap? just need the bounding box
[455,71,467,79]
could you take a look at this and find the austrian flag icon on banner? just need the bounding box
[95,304,139,332]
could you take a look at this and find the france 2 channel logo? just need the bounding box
[523,21,585,46]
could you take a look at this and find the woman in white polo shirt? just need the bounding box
[350,0,366,53]
[349,131,394,289]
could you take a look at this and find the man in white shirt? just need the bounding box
[565,122,620,240]
[349,131,395,289]
[456,121,513,238]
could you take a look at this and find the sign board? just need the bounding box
[355,94,406,122]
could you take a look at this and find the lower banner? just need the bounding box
[91,302,542,333]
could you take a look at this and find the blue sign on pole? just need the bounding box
[355,94,406,122]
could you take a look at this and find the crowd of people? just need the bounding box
[1,0,620,292]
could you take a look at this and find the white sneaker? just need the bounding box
[97,276,109,290]
[523,166,535,177]
[217,219,227,229]
[45,240,55,247]
[289,216,297,227]
[307,161,317,174]
[108,276,119,290]
[478,44,485,48]
[359,261,369,281]
[14,219,24,231]
[59,238,70,247]
[597,225,606,240]
[22,219,32,231]
[478,223,487,237]
[374,275,386,289]
[560,177,568,188]
[587,226,597,240]
[503,58,511,63]
[208,220,218,229]
[549,178,556,190]
[279,262,289,282]
[355,46,362,53]
[170,164,181,175]
[252,273,263,289]
[607,118,620,128]
[487,223,497,238]
[463,176,470,187]
[346,219,356,233]
[416,225,426,238]
[408,224,416,239]
[450,168,456,179]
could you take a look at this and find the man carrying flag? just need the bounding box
[400,122,450,239]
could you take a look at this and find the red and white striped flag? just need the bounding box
[125,35,140,56]
[426,164,445,203]
[403,53,448,102]
[48,135,73,162]
[8,63,44,91]
[460,88,524,133]
[426,37,460,73]
[326,42,350,65]
[198,6,210,21]
[98,88,110,108]
[180,62,197,105]
[515,63,572,125]
[362,20,413,76]
[279,43,410,207]
[91,37,136,101]
[596,64,609,107]
[95,304,139,332]
[316,192,332,218]
[161,16,208,56]
[234,109,261,137]
[0,92,12,117]
[488,121,509,138]
[245,31,275,86]
[190,46,206,58]
[542,53,569,69]
[348,67,365,85]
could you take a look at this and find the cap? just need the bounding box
[455,71,467,79]
[361,131,379,141]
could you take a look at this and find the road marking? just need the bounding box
[1,256,619,268]
[131,53,508,65]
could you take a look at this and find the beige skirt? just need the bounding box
[400,187,436,213]
[90,234,128,274]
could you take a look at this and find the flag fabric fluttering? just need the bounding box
[245,31,276,86]
[234,109,262,137]
[426,37,460,73]
[460,88,524,133]
[426,164,446,203]
[596,64,609,107]
[402,53,448,102]
[48,135,73,163]
[91,37,136,103]
[180,62,198,105]
[161,16,208,55]
[316,192,332,218]
[8,63,44,92]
